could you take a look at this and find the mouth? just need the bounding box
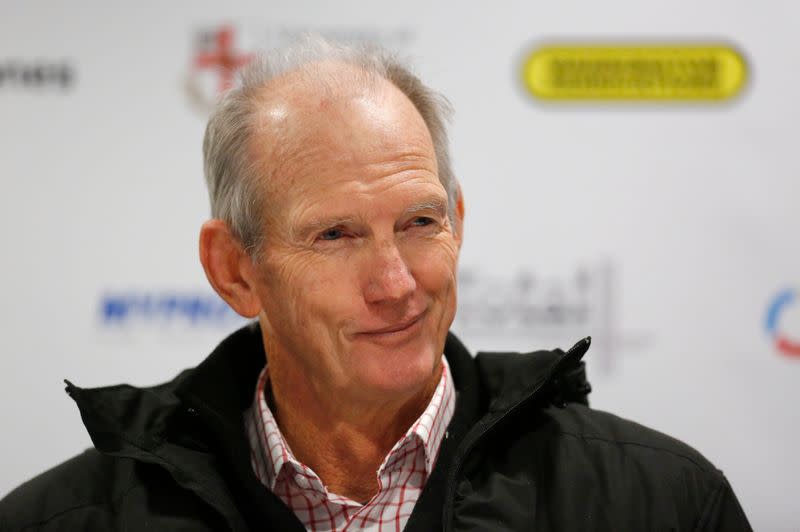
[358,311,427,337]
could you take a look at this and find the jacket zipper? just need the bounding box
[441,337,591,531]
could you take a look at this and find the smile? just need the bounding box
[357,311,427,338]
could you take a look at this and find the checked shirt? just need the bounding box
[243,357,455,532]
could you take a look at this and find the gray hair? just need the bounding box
[202,36,457,256]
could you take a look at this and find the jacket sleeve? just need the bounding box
[694,474,752,531]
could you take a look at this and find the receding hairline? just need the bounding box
[245,60,437,193]
[249,59,394,114]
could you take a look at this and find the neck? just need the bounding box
[267,356,442,502]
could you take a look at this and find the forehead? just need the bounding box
[248,62,440,212]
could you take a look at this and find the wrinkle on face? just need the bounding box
[244,61,459,408]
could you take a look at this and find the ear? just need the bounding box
[199,219,262,318]
[454,183,465,247]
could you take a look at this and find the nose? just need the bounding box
[363,240,417,305]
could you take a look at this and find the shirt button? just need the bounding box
[295,475,309,489]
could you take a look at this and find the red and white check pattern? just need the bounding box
[244,357,455,532]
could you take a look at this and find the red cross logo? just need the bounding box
[193,26,253,93]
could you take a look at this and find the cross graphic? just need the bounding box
[194,26,253,93]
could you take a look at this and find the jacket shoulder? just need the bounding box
[544,405,752,528]
[0,449,124,531]
[550,404,720,475]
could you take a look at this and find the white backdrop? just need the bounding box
[1,1,798,530]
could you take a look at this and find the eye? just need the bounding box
[319,228,345,241]
[410,217,435,227]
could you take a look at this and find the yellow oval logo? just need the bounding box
[522,44,747,101]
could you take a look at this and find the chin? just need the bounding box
[351,337,441,399]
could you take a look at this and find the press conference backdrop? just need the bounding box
[1,1,798,529]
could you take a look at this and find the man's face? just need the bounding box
[248,71,461,403]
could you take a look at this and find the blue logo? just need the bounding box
[100,291,244,327]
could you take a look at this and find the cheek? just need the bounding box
[406,239,460,299]
[260,253,360,332]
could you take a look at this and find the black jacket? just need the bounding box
[0,324,751,531]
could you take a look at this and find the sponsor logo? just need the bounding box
[186,26,254,111]
[765,289,800,358]
[99,291,245,328]
[185,23,414,112]
[521,43,746,101]
[453,262,651,373]
[0,60,74,89]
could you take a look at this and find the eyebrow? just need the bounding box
[403,197,448,217]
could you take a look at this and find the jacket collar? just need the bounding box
[440,337,592,532]
[64,324,591,531]
[475,337,593,413]
[63,322,266,456]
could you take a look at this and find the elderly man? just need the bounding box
[1,39,750,531]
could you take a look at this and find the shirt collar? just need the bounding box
[245,356,456,493]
